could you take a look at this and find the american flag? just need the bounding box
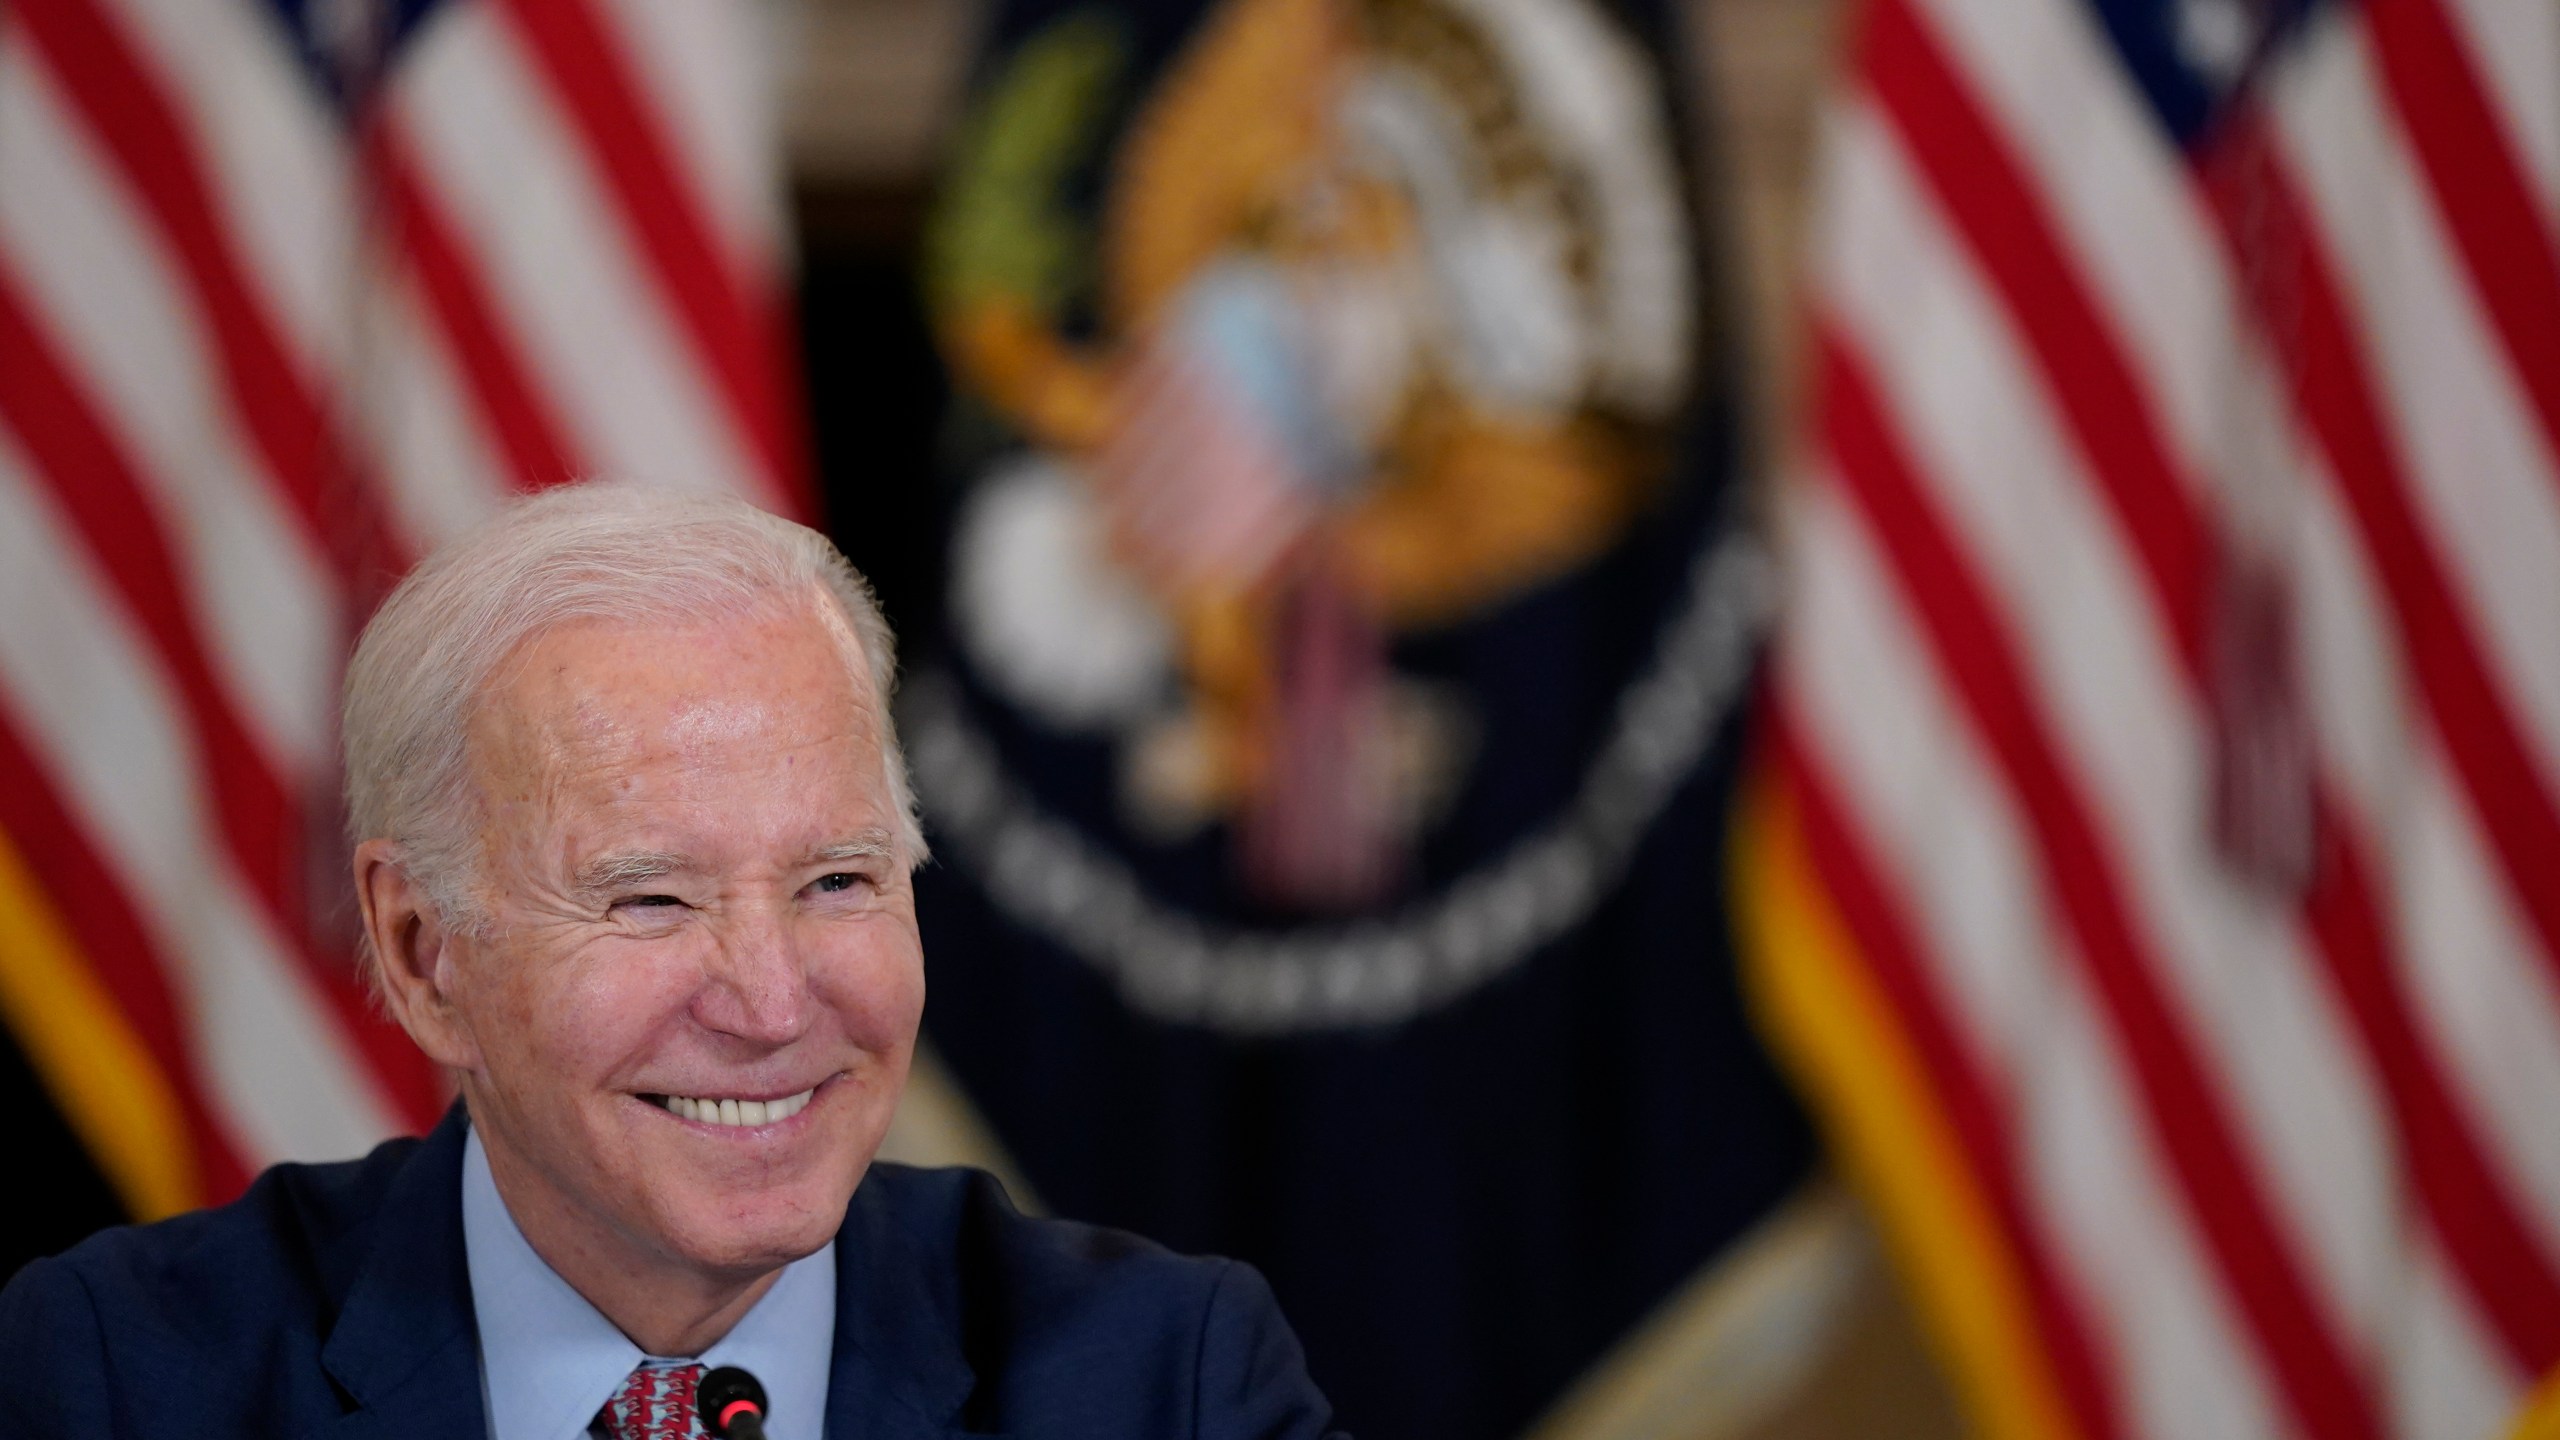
[1739,0,2560,1434]
[0,0,804,1219]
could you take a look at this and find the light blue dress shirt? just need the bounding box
[461,1126,837,1440]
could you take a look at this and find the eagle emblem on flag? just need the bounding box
[929,0,1697,914]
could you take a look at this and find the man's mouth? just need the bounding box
[640,1086,818,1128]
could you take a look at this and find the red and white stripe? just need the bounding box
[1772,0,2560,1429]
[0,0,806,1193]
[1093,325,1317,593]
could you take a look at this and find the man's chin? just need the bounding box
[646,1180,861,1277]
[653,1225,835,1282]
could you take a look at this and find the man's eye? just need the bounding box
[616,894,685,910]
[811,872,868,895]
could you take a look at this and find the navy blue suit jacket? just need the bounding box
[0,1109,1344,1439]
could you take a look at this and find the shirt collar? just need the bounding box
[461,1124,837,1440]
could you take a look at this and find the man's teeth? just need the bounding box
[658,1088,815,1127]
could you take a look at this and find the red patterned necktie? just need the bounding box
[598,1362,706,1440]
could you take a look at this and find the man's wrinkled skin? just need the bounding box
[354,593,924,1356]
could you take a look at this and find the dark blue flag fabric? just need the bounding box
[911,0,1816,1433]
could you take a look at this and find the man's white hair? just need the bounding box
[342,481,925,983]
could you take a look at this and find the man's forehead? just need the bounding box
[661,693,785,748]
[467,603,881,781]
[503,601,867,704]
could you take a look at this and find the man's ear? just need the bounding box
[353,839,481,1072]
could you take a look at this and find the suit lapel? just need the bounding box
[313,1107,488,1440]
[309,1332,488,1440]
[825,1173,996,1439]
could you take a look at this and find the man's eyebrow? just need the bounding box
[571,850,691,894]
[805,831,897,866]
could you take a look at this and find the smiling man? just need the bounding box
[0,483,1344,1440]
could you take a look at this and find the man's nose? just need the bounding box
[695,904,810,1045]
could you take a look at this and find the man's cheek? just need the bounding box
[813,928,923,1017]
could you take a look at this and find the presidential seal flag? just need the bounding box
[1738,0,2560,1433]
[912,0,1814,1434]
[0,0,804,1259]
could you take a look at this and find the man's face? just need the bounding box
[439,598,921,1283]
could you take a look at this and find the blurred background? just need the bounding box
[2,0,2556,1437]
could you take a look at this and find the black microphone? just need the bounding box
[697,1365,770,1440]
